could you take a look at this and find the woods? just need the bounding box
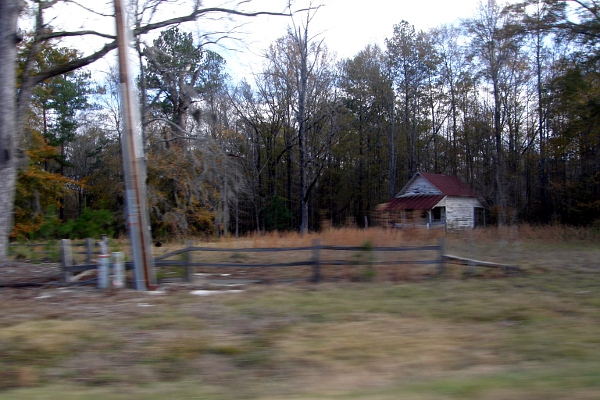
[2,0,600,254]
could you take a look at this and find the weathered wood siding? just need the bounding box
[400,176,442,196]
[445,197,484,229]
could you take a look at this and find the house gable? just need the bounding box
[396,172,480,198]
[417,172,480,198]
[397,175,443,197]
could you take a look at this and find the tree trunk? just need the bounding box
[493,78,506,225]
[296,26,309,234]
[388,89,396,198]
[535,21,549,223]
[0,0,21,261]
[449,76,458,175]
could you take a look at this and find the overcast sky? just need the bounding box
[218,0,491,81]
[42,0,506,83]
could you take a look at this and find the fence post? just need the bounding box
[311,239,321,283]
[85,238,94,265]
[185,240,192,282]
[438,238,446,276]
[61,239,73,283]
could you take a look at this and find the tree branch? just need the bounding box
[40,30,117,41]
[135,7,291,36]
[32,40,118,84]
[28,3,290,84]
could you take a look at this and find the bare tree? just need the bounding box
[286,5,334,233]
[0,0,290,260]
[464,0,523,224]
[386,21,435,180]
[432,24,469,176]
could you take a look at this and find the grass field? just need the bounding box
[1,227,600,399]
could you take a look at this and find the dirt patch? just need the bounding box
[0,262,61,287]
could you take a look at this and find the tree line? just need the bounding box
[5,0,600,246]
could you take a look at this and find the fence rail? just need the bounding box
[58,238,519,286]
[61,238,449,284]
[10,238,107,263]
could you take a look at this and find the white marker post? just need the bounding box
[97,254,110,289]
[112,251,125,289]
[97,238,110,289]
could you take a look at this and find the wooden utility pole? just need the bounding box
[114,0,156,290]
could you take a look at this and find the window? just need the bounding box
[432,207,445,222]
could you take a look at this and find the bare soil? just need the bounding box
[0,262,62,287]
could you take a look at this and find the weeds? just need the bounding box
[349,240,376,281]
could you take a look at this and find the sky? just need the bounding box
[40,0,497,83]
[218,0,488,81]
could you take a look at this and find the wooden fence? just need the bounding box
[10,238,108,265]
[61,238,115,282]
[60,238,519,285]
[61,239,447,284]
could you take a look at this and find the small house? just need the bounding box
[377,172,487,229]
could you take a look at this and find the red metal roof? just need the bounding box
[382,195,445,211]
[417,172,480,198]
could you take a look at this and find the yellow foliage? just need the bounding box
[11,132,82,239]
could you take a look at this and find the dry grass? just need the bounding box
[243,226,445,248]
[1,227,600,398]
[208,224,600,247]
[153,224,600,270]
[0,320,110,362]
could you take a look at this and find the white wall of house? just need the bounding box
[445,197,484,229]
